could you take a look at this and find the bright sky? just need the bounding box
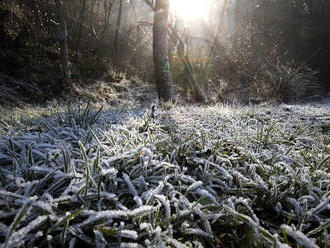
[170,0,213,21]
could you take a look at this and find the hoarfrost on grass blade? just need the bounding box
[123,173,138,196]
[100,168,118,177]
[155,194,171,224]
[115,229,138,240]
[183,228,213,239]
[129,205,155,217]
[78,210,128,227]
[3,200,33,248]
[282,224,319,248]
[187,181,203,192]
[9,215,47,247]
[167,238,189,248]
[118,243,145,248]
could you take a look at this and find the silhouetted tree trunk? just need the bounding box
[54,0,70,80]
[153,0,175,102]
[114,0,123,54]
[77,0,87,47]
[100,0,114,42]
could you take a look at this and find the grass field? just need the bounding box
[0,100,329,247]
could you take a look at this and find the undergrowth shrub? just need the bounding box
[170,56,213,102]
[204,0,328,103]
[208,36,322,103]
[0,0,57,45]
[259,62,321,102]
[170,59,190,98]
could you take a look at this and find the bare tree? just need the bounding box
[100,0,114,41]
[153,0,175,102]
[77,0,87,47]
[114,0,123,54]
[54,0,70,80]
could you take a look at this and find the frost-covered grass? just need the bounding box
[0,101,329,247]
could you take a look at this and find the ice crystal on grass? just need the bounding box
[8,215,47,247]
[0,101,329,247]
[282,225,319,248]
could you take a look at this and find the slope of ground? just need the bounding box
[0,1,137,105]
[0,98,329,247]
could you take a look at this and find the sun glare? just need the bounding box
[170,0,212,21]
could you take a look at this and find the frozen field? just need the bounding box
[0,100,329,247]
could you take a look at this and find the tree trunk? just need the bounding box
[153,0,176,102]
[114,0,123,54]
[100,0,113,42]
[77,0,87,47]
[54,0,70,80]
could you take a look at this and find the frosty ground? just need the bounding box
[0,97,329,247]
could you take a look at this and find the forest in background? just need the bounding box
[0,0,330,106]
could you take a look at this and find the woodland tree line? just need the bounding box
[0,0,329,104]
